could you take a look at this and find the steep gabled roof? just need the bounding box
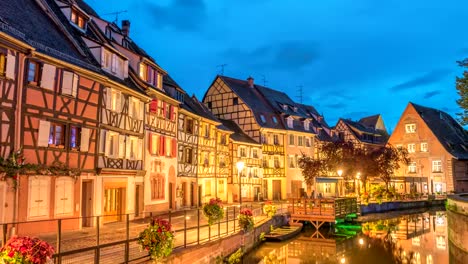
[411,103,468,159]
[0,0,99,71]
[359,114,380,129]
[217,76,284,130]
[338,118,388,145]
[219,119,259,145]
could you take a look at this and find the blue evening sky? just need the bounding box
[87,0,468,131]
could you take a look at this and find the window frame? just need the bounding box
[407,143,416,153]
[408,161,417,173]
[421,142,428,152]
[48,122,66,148]
[432,160,442,173]
[27,60,41,84]
[405,123,416,133]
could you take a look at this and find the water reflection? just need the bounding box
[244,211,447,264]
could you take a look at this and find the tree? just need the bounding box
[455,59,468,125]
[372,145,409,189]
[297,154,324,187]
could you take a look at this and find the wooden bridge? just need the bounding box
[288,198,358,238]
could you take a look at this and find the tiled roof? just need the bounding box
[359,114,381,129]
[218,76,284,130]
[411,103,468,159]
[339,118,388,145]
[219,119,259,145]
[0,0,98,71]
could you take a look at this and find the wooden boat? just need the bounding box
[264,223,303,242]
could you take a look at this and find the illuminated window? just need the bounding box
[273,135,279,145]
[421,142,428,152]
[407,143,416,153]
[27,61,41,84]
[432,160,442,172]
[69,126,81,149]
[70,9,87,29]
[49,123,66,147]
[405,123,416,133]
[272,116,278,124]
[260,114,266,123]
[298,136,304,146]
[289,134,295,145]
[408,162,417,173]
[287,118,293,128]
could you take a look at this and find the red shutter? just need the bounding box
[169,105,174,121]
[150,99,158,113]
[162,101,166,117]
[159,136,165,156]
[171,138,177,157]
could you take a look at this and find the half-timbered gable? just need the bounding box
[389,103,468,193]
[334,117,388,151]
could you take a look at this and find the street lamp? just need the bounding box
[236,161,245,207]
[337,169,343,177]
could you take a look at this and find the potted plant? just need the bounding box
[202,197,224,225]
[238,208,254,232]
[0,236,54,264]
[137,217,175,263]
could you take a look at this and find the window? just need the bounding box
[396,144,403,149]
[220,134,227,145]
[149,133,159,155]
[304,120,310,131]
[106,132,120,158]
[106,88,121,112]
[240,147,247,157]
[219,179,225,193]
[69,126,81,149]
[263,157,268,168]
[207,101,212,109]
[289,156,296,168]
[28,177,50,219]
[185,118,194,134]
[405,123,416,133]
[205,180,212,196]
[183,148,193,164]
[282,104,288,110]
[151,174,165,200]
[49,123,66,147]
[298,136,304,146]
[432,160,442,173]
[176,90,184,102]
[71,9,87,29]
[274,156,280,168]
[253,168,258,177]
[261,134,267,144]
[0,51,5,76]
[407,143,416,153]
[421,142,428,152]
[233,97,238,105]
[139,63,147,80]
[260,114,266,123]
[272,116,278,124]
[408,162,417,173]
[252,149,258,158]
[203,124,210,138]
[273,135,279,145]
[305,137,311,147]
[102,49,111,69]
[289,134,295,145]
[219,156,226,167]
[61,70,79,97]
[55,177,74,216]
[27,61,41,84]
[126,136,139,160]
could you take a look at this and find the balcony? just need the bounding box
[262,144,284,155]
[263,167,285,177]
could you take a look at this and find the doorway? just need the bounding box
[135,184,144,218]
[81,181,93,227]
[190,183,195,207]
[103,187,125,222]
[273,180,282,201]
[254,186,260,201]
[198,185,202,207]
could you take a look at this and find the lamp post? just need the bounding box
[236,161,245,207]
[337,169,343,196]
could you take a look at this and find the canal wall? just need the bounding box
[446,194,468,264]
[164,214,288,264]
[359,199,446,215]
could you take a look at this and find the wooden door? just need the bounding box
[168,183,173,210]
[273,180,281,201]
[81,181,93,227]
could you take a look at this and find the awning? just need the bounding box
[316,177,343,183]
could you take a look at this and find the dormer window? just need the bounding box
[105,27,112,39]
[293,106,298,112]
[304,120,310,131]
[101,49,127,79]
[71,9,87,30]
[282,104,288,110]
[272,116,278,124]
[139,62,162,89]
[260,114,266,123]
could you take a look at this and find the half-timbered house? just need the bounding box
[0,0,105,233]
[203,76,287,200]
[220,119,262,202]
[334,114,388,151]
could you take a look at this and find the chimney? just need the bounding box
[247,76,254,88]
[122,20,130,36]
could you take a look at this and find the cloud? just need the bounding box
[391,69,451,92]
[222,40,319,72]
[423,90,442,99]
[143,0,206,32]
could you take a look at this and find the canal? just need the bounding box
[244,210,447,263]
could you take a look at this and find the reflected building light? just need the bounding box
[359,238,364,245]
[426,255,433,264]
[436,215,445,226]
[340,257,346,263]
[412,237,420,246]
[436,236,446,250]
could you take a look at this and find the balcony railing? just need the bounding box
[262,144,284,155]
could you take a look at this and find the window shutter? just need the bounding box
[162,101,166,117]
[80,127,90,152]
[171,138,177,158]
[123,60,128,78]
[159,136,165,156]
[104,131,111,156]
[100,129,106,153]
[72,73,79,97]
[40,64,56,90]
[157,72,163,89]
[150,99,158,112]
[137,138,143,159]
[61,71,73,95]
[5,51,15,79]
[116,91,123,112]
[125,136,131,159]
[101,49,105,67]
[106,87,112,109]
[169,105,175,121]
[117,134,125,158]
[128,96,134,118]
[111,54,117,73]
[139,100,144,120]
[37,120,51,147]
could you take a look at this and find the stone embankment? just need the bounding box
[446,194,468,264]
[359,199,446,215]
